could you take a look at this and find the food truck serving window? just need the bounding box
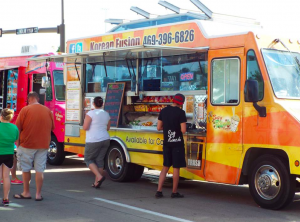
[140,53,207,91]
[86,60,136,93]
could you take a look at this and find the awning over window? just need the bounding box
[28,45,209,64]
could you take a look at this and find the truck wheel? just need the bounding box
[249,154,295,210]
[129,164,144,182]
[105,144,131,182]
[47,135,65,166]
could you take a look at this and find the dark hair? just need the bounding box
[28,91,39,101]
[94,97,103,108]
[1,108,14,121]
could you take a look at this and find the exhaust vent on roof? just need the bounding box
[21,45,37,54]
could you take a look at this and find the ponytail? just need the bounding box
[93,97,103,108]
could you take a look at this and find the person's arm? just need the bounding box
[180,122,187,134]
[179,111,187,134]
[157,110,163,131]
[15,127,19,142]
[15,127,20,147]
[15,110,23,147]
[83,115,92,131]
[15,109,23,133]
[157,120,163,131]
[107,119,111,131]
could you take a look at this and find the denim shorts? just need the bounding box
[84,139,110,168]
[17,146,48,172]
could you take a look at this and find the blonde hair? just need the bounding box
[1,108,14,121]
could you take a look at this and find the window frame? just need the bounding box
[45,71,53,101]
[261,48,300,100]
[246,49,264,101]
[140,53,208,92]
[210,57,241,106]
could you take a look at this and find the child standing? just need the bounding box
[0,109,19,206]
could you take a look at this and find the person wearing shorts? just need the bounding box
[156,93,187,198]
[14,92,54,201]
[0,108,19,206]
[83,97,111,188]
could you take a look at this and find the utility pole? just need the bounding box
[0,0,66,52]
[58,0,66,52]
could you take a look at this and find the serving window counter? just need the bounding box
[82,45,208,134]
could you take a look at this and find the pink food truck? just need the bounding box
[0,52,66,165]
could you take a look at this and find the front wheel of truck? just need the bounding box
[249,154,295,210]
[47,135,65,165]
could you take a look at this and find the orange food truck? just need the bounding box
[30,12,300,209]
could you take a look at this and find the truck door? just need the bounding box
[205,48,244,184]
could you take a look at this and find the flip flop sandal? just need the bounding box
[13,194,32,199]
[35,197,43,201]
[94,176,106,189]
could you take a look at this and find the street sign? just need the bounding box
[0,28,2,37]
[16,27,38,35]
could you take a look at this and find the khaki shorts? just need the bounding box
[17,146,48,172]
[84,139,110,168]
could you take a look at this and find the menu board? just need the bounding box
[7,70,18,111]
[66,64,81,122]
[104,82,125,127]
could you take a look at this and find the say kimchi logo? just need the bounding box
[208,111,240,132]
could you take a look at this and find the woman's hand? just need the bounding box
[107,120,111,131]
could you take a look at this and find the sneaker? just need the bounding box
[2,199,9,207]
[155,191,163,198]
[171,192,184,198]
[11,178,23,185]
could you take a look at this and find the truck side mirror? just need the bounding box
[39,88,46,95]
[42,76,50,88]
[244,80,266,117]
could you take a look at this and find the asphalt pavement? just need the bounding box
[1,156,300,222]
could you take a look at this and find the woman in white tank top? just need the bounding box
[83,97,111,188]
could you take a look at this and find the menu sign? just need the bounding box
[104,83,125,127]
[66,64,81,122]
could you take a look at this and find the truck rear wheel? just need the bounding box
[47,135,65,166]
[249,154,295,210]
[130,164,144,181]
[105,144,144,182]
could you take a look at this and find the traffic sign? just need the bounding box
[16,27,38,35]
[0,28,2,37]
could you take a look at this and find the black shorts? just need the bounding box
[0,154,14,169]
[163,146,186,168]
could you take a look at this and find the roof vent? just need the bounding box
[21,45,37,54]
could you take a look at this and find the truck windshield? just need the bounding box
[262,49,300,99]
[53,70,65,101]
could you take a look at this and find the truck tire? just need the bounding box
[249,154,295,210]
[47,135,65,166]
[129,164,144,182]
[105,144,132,182]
